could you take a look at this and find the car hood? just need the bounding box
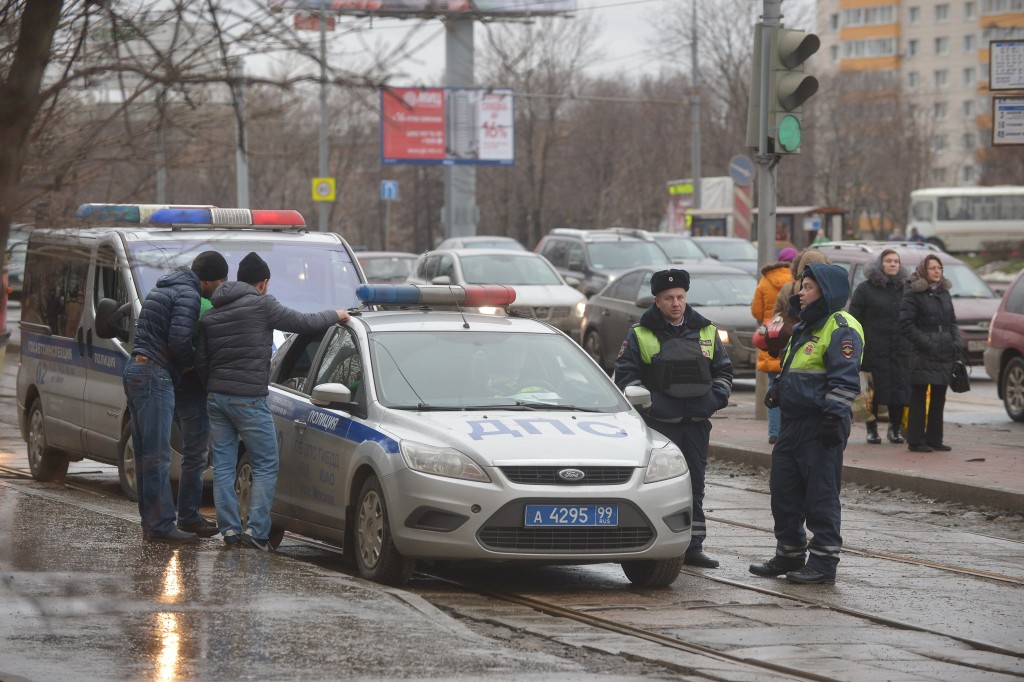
[505,284,586,307]
[378,408,660,466]
[953,297,1000,324]
[689,304,755,331]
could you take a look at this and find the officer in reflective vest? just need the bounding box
[749,262,864,585]
[615,269,734,569]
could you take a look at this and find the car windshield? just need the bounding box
[944,263,996,299]
[586,241,671,270]
[697,240,758,262]
[655,236,706,261]
[641,271,755,306]
[360,255,416,283]
[459,239,524,250]
[460,254,563,285]
[370,331,628,411]
[129,240,362,312]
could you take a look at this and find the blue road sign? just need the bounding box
[381,180,399,201]
[728,154,755,187]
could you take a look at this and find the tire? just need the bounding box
[583,330,609,374]
[118,423,139,502]
[924,237,946,252]
[621,556,684,587]
[354,475,415,585]
[26,398,69,482]
[235,450,254,530]
[1003,356,1024,422]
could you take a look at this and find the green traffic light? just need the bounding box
[778,114,801,152]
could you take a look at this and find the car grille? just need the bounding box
[500,466,635,485]
[733,330,755,351]
[478,526,655,552]
[509,305,571,321]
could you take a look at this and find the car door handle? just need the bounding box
[293,419,307,432]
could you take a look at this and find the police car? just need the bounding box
[246,284,693,587]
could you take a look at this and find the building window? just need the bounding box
[934,102,949,120]
[830,45,840,63]
[933,135,948,152]
[935,4,950,21]
[935,37,950,55]
[842,6,897,27]
[982,0,1024,15]
[981,63,990,80]
[909,6,920,23]
[934,69,949,88]
[908,39,919,56]
[964,67,977,86]
[965,35,976,53]
[830,13,839,30]
[932,167,947,184]
[961,166,976,184]
[844,38,898,58]
[966,1,977,18]
[908,72,920,89]
[963,132,977,150]
[963,99,975,118]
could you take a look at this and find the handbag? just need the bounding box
[950,347,971,394]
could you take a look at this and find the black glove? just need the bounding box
[763,381,780,409]
[818,416,842,447]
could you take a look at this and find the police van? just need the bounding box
[17,204,365,499]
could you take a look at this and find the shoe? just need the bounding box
[768,435,778,445]
[866,420,882,445]
[887,422,905,444]
[241,533,271,552]
[749,555,804,577]
[683,550,719,568]
[178,516,219,538]
[145,528,198,544]
[223,531,242,547]
[908,444,933,452]
[929,443,952,451]
[786,566,835,585]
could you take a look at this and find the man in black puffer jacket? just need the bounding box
[196,252,349,550]
[124,251,228,544]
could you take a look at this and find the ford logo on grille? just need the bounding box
[558,468,586,481]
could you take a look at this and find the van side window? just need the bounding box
[22,241,89,337]
[94,244,133,309]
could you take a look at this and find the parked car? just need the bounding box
[691,237,759,275]
[984,268,1024,421]
[580,262,759,378]
[357,251,418,284]
[251,283,692,586]
[435,235,525,250]
[535,228,671,297]
[598,227,710,264]
[408,248,586,340]
[5,224,31,300]
[810,241,1000,366]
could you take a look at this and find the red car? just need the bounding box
[984,268,1024,421]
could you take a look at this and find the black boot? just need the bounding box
[887,422,905,444]
[866,420,881,444]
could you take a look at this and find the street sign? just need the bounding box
[381,180,399,201]
[312,177,335,202]
[990,40,1024,91]
[728,154,755,187]
[993,97,1024,146]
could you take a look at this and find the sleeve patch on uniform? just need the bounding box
[840,338,855,359]
[617,340,629,358]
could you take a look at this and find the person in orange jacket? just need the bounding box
[751,247,797,443]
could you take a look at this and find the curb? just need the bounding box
[710,442,1024,514]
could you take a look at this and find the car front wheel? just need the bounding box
[27,398,69,482]
[583,330,609,374]
[354,475,415,585]
[1002,356,1024,422]
[620,556,684,587]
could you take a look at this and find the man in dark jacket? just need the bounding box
[749,263,863,584]
[196,252,349,550]
[123,251,228,543]
[615,269,734,568]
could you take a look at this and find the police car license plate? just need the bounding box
[967,340,986,352]
[524,504,618,527]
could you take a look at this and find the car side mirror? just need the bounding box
[431,275,452,285]
[564,275,582,288]
[635,295,654,309]
[95,298,132,342]
[623,385,652,409]
[311,382,354,408]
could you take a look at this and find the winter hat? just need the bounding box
[650,269,690,295]
[191,251,229,281]
[237,252,271,284]
[778,247,798,263]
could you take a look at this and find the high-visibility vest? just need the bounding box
[783,312,864,373]
[634,324,717,398]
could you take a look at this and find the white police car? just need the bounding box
[248,284,693,586]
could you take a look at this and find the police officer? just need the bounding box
[616,269,733,568]
[749,262,863,585]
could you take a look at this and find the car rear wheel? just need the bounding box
[118,423,139,501]
[27,398,69,483]
[620,556,684,587]
[583,330,609,374]
[924,237,946,251]
[1003,357,1024,422]
[355,475,415,585]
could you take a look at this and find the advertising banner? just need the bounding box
[272,1,576,16]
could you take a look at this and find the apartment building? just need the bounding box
[816,0,1024,187]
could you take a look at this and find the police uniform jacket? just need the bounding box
[899,271,960,386]
[775,262,863,420]
[133,266,201,386]
[848,260,910,406]
[615,304,733,423]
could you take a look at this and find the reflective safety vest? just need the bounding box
[783,312,864,373]
[635,324,717,398]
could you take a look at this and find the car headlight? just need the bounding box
[644,443,688,483]
[401,441,491,482]
[718,328,730,344]
[575,301,586,318]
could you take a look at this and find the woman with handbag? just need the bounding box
[751,247,797,444]
[900,254,961,452]
[849,249,911,444]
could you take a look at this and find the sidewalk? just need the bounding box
[709,401,1024,513]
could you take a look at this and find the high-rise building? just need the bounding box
[816,0,1024,187]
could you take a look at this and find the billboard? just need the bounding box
[271,1,576,16]
[381,87,514,166]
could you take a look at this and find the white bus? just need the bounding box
[907,186,1024,253]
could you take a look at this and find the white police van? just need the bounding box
[251,283,693,587]
[17,204,365,499]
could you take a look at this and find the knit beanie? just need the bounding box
[237,252,271,284]
[191,251,229,281]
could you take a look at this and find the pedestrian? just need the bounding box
[900,254,960,452]
[811,228,830,245]
[123,250,228,543]
[749,262,863,584]
[887,228,905,242]
[196,252,350,549]
[908,227,925,243]
[849,249,911,445]
[772,247,830,326]
[615,269,734,569]
[751,247,797,444]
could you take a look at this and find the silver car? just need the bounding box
[249,284,693,587]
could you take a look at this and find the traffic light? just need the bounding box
[769,28,820,154]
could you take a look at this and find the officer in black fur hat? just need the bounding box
[615,269,734,568]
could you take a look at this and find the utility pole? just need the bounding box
[232,58,249,209]
[690,0,701,213]
[318,3,329,232]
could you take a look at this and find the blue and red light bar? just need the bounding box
[357,284,516,308]
[76,203,216,224]
[148,207,305,228]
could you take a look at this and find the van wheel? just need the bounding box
[924,237,946,251]
[118,423,139,501]
[1002,357,1024,422]
[621,556,684,587]
[355,475,415,585]
[26,399,69,482]
[235,450,253,530]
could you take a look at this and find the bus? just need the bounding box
[907,186,1024,253]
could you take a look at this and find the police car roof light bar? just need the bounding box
[147,207,306,230]
[357,284,516,307]
[75,203,216,224]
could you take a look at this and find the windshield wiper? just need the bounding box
[514,400,595,411]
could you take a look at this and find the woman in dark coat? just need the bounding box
[849,249,911,444]
[900,254,961,452]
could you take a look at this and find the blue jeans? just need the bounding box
[208,393,279,540]
[767,372,781,438]
[174,389,210,526]
[123,360,177,535]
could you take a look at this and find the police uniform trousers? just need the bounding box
[770,413,849,576]
[644,417,711,552]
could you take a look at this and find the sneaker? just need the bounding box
[241,533,271,552]
[222,531,242,548]
[749,555,804,577]
[786,566,835,585]
[178,516,219,538]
